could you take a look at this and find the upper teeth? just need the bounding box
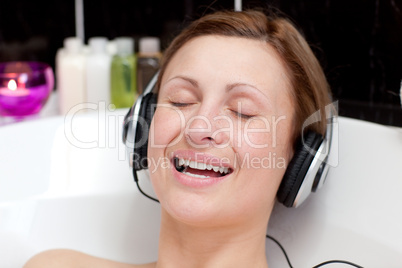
[177,158,230,175]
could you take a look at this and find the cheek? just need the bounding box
[148,107,185,150]
[235,116,293,177]
[237,116,292,155]
[148,108,184,197]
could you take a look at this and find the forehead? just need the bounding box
[161,35,291,94]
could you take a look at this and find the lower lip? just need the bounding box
[171,162,229,188]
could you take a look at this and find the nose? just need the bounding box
[184,110,230,148]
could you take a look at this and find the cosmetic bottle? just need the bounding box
[86,37,111,108]
[136,37,161,95]
[57,37,86,115]
[107,39,117,56]
[110,37,136,108]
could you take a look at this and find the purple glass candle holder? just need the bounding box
[0,61,54,117]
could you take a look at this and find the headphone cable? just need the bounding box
[133,171,159,203]
[266,234,294,268]
[312,260,364,268]
[265,235,364,268]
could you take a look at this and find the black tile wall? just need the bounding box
[0,0,401,126]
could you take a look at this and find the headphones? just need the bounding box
[122,71,335,208]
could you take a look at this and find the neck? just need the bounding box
[155,209,269,268]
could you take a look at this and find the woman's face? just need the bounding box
[148,35,295,227]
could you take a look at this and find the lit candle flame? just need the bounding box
[8,79,17,91]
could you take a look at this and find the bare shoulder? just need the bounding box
[23,249,155,268]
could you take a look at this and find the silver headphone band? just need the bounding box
[143,71,160,95]
[132,70,159,147]
[124,71,160,167]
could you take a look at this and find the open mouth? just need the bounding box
[173,157,233,178]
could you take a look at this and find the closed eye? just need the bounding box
[231,110,255,120]
[171,102,193,108]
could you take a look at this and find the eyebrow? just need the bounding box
[226,82,270,101]
[226,82,259,93]
[167,76,261,94]
[166,75,199,88]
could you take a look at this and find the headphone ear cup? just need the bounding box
[277,131,323,207]
[133,92,157,170]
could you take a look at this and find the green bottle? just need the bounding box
[110,37,137,108]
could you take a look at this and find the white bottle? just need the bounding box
[57,37,86,115]
[55,46,65,96]
[107,39,117,56]
[86,37,111,108]
[137,37,161,95]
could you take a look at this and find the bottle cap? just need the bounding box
[64,37,83,53]
[115,37,134,55]
[139,37,160,54]
[89,37,108,53]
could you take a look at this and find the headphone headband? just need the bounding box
[122,72,159,168]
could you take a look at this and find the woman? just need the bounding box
[25,9,331,268]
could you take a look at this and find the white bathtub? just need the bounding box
[0,109,401,268]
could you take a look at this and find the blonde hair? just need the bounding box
[157,10,332,144]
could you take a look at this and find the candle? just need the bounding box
[0,83,50,116]
[0,61,54,117]
[0,79,30,97]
